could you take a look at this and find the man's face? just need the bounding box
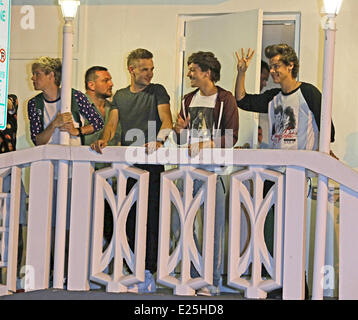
[269,55,294,85]
[90,70,113,99]
[260,68,270,91]
[31,67,53,91]
[130,58,154,88]
[187,63,209,88]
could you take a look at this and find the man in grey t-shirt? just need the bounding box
[91,49,172,293]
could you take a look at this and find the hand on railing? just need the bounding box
[144,141,163,154]
[188,140,214,157]
[90,139,108,154]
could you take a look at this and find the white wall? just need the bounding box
[8,0,358,169]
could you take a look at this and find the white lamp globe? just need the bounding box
[323,0,343,15]
[59,0,80,20]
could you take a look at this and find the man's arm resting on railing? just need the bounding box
[91,109,119,154]
[144,103,173,154]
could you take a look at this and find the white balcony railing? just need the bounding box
[0,145,357,299]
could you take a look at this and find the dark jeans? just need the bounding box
[126,164,164,274]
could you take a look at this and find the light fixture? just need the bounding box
[323,0,343,15]
[59,0,80,20]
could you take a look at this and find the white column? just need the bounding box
[312,25,336,300]
[53,19,74,289]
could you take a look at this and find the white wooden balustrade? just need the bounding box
[0,145,357,299]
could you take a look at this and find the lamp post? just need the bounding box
[54,0,80,289]
[312,0,342,300]
[59,0,80,145]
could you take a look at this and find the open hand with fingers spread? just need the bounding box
[235,48,255,74]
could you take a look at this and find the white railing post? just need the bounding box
[67,161,94,291]
[283,166,307,300]
[26,161,54,291]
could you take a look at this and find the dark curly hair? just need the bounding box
[265,44,299,78]
[187,51,221,83]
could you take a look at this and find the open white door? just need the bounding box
[182,9,263,147]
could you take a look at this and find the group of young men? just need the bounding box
[27,44,334,296]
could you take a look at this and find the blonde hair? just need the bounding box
[32,56,62,86]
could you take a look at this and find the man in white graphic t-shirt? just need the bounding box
[174,51,238,296]
[235,44,335,151]
[235,44,336,299]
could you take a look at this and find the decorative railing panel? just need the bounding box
[228,166,284,299]
[90,163,149,292]
[157,166,216,295]
[0,146,355,299]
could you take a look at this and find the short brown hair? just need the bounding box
[187,51,221,83]
[32,56,62,87]
[127,48,153,69]
[265,44,299,78]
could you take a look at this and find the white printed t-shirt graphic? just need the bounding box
[188,91,217,144]
[268,88,318,150]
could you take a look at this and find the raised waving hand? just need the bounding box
[235,48,255,74]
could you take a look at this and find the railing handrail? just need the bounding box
[1,145,357,192]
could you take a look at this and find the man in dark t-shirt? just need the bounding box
[91,49,172,293]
